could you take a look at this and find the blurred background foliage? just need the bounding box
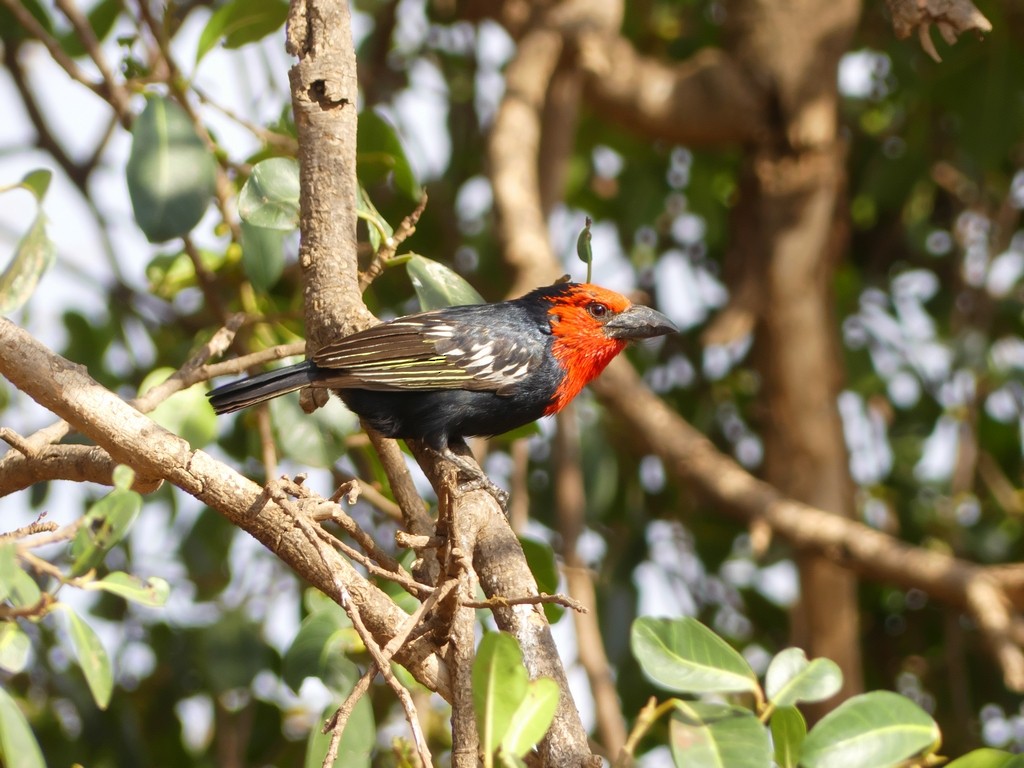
[0,0,1023,765]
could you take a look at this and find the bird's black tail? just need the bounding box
[207,361,318,414]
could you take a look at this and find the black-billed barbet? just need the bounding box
[208,282,676,501]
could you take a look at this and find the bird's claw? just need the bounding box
[456,476,510,514]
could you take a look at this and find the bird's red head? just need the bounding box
[539,283,676,415]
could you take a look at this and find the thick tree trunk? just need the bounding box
[724,0,865,702]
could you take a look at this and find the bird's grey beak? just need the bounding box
[604,305,678,340]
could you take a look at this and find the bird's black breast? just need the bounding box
[335,361,560,452]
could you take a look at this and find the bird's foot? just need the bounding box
[456,475,510,513]
[439,446,509,514]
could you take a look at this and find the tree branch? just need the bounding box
[0,317,451,700]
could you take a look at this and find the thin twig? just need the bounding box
[462,592,586,612]
[0,0,108,103]
[359,193,429,292]
[53,0,132,117]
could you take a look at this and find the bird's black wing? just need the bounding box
[310,307,547,395]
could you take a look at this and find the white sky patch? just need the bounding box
[754,560,799,607]
[838,391,894,485]
[387,58,451,181]
[915,414,962,482]
[838,49,891,99]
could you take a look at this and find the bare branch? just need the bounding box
[0,317,451,699]
[885,0,992,62]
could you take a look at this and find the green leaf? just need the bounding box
[0,210,56,314]
[111,464,135,491]
[240,221,286,291]
[17,169,51,201]
[0,623,31,674]
[770,706,806,768]
[668,701,771,768]
[57,0,120,58]
[305,700,373,768]
[500,677,559,759]
[630,617,759,696]
[518,537,563,624]
[140,367,218,448]
[197,611,274,693]
[62,606,113,709]
[283,611,358,696]
[406,255,485,311]
[146,247,226,299]
[0,686,45,768]
[83,572,170,607]
[196,0,289,63]
[69,485,143,577]
[269,395,331,469]
[945,749,1024,768]
[126,96,216,242]
[473,632,529,757]
[357,111,421,200]
[801,691,940,768]
[238,157,300,230]
[356,184,393,253]
[8,569,41,609]
[0,0,52,44]
[0,542,17,603]
[765,647,843,707]
[576,217,593,283]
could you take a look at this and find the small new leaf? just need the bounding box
[576,217,593,283]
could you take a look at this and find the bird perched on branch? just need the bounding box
[208,282,676,506]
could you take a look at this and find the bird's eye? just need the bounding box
[587,302,609,319]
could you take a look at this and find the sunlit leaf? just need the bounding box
[473,632,529,756]
[62,606,113,709]
[945,749,1024,768]
[0,211,55,313]
[630,617,759,696]
[145,248,226,300]
[801,691,940,768]
[500,677,559,759]
[668,700,771,768]
[765,647,843,707]
[0,542,16,603]
[770,706,806,768]
[0,686,45,768]
[140,367,218,449]
[83,572,170,607]
[406,254,484,310]
[238,157,300,230]
[0,623,31,674]
[126,96,216,242]
[69,484,143,577]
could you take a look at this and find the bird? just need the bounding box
[208,281,677,506]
